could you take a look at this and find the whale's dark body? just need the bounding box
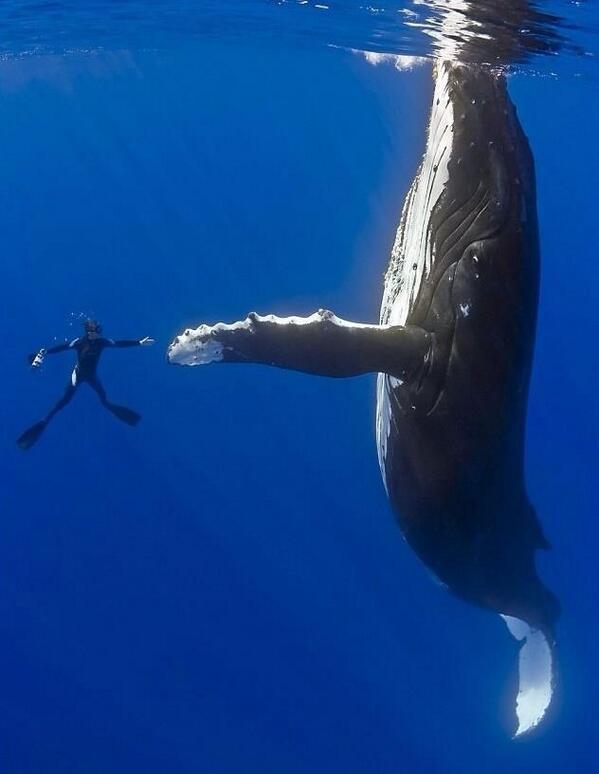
[376,61,558,634]
[168,43,559,734]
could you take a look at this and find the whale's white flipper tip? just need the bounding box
[501,614,554,738]
[167,326,224,366]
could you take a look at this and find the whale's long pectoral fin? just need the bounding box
[168,310,431,380]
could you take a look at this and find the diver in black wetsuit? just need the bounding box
[17,319,155,450]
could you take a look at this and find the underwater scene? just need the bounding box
[2,1,599,772]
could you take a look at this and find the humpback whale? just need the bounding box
[168,3,559,737]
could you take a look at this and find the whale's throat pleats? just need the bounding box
[377,61,454,478]
[381,61,454,330]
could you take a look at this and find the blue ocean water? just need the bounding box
[1,2,598,772]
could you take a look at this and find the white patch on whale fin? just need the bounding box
[167,325,225,366]
[501,615,554,737]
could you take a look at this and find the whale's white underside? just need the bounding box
[376,60,454,481]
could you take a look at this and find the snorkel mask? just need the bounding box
[83,319,102,337]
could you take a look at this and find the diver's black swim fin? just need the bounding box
[17,420,47,450]
[108,404,141,426]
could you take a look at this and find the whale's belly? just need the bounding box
[375,60,544,602]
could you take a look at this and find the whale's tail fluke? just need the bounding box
[502,615,555,737]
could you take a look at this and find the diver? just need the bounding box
[17,319,155,450]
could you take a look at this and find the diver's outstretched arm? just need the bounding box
[42,339,79,356]
[107,337,155,348]
[27,339,77,367]
[167,310,431,380]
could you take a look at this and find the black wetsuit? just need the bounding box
[17,334,144,449]
[43,335,142,422]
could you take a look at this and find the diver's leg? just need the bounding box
[87,374,109,407]
[45,370,78,422]
[167,310,431,380]
[88,376,141,426]
[17,370,78,449]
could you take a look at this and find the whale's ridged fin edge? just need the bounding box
[501,614,554,738]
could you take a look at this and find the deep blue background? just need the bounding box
[1,39,598,773]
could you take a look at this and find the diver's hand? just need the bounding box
[139,337,155,346]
